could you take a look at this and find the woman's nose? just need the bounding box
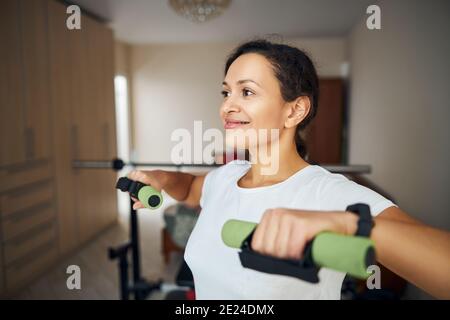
[221,98,241,114]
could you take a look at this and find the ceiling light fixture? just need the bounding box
[169,0,231,23]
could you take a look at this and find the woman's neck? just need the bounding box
[239,140,309,188]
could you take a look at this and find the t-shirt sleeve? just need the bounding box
[317,174,397,217]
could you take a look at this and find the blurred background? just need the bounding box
[0,0,449,300]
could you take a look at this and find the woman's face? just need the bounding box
[220,53,289,151]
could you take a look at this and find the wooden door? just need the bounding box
[306,78,344,164]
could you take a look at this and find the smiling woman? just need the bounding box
[129,39,450,300]
[181,40,385,299]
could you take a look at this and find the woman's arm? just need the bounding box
[371,207,450,299]
[250,207,450,299]
[181,174,206,208]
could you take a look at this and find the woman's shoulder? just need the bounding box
[308,165,351,185]
[307,165,368,195]
[308,165,396,215]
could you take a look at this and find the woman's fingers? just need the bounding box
[133,202,144,210]
[127,169,150,186]
[126,170,161,210]
[127,170,138,181]
[251,209,272,253]
[274,214,292,259]
[287,226,307,260]
[126,169,163,191]
[261,210,281,256]
[251,208,310,260]
[130,196,144,209]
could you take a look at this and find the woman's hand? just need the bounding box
[251,208,358,260]
[127,169,167,210]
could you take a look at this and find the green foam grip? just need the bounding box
[137,186,163,210]
[221,219,375,280]
[221,219,256,249]
[312,232,375,279]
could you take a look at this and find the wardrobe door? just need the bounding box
[98,24,118,228]
[47,0,79,253]
[48,0,118,247]
[20,0,52,162]
[0,0,25,167]
[101,25,117,161]
[75,15,105,161]
[74,16,118,242]
[0,244,4,297]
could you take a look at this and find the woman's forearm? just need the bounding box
[371,216,450,299]
[250,207,450,299]
[160,170,196,201]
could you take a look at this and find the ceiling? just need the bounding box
[71,0,374,44]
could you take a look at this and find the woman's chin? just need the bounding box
[224,140,247,150]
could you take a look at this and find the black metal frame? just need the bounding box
[73,158,210,300]
[108,198,162,300]
[72,158,371,175]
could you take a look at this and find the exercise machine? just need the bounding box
[73,158,217,300]
[73,157,373,299]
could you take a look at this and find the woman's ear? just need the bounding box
[284,96,311,128]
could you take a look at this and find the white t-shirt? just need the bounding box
[184,160,395,300]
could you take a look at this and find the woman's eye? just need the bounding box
[243,89,254,97]
[221,90,230,98]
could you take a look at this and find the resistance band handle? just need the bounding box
[221,219,375,280]
[116,177,163,210]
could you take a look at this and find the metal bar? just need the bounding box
[131,162,220,168]
[72,160,115,169]
[72,159,371,174]
[320,165,371,174]
[119,253,129,300]
[72,159,220,170]
[129,198,142,300]
[108,242,131,300]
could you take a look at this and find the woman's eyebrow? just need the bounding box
[222,79,262,88]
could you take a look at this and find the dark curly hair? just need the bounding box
[224,39,319,158]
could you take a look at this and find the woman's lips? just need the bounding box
[224,121,251,129]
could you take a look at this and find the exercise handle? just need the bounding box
[116,177,163,210]
[138,186,163,209]
[221,219,375,280]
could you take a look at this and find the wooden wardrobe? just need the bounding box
[0,0,118,297]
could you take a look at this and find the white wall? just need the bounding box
[348,0,450,299]
[348,0,450,230]
[129,38,347,163]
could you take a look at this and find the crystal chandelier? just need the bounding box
[169,0,232,23]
